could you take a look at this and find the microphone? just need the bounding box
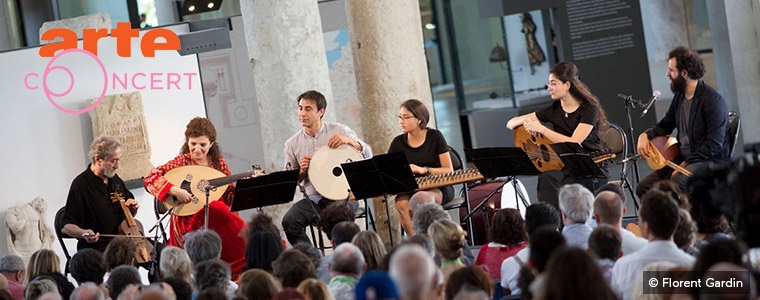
[639,90,661,118]
[286,162,292,170]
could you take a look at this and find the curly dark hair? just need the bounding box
[316,204,355,240]
[180,117,222,169]
[487,208,527,246]
[244,213,281,240]
[669,46,706,80]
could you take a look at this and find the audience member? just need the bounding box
[516,226,567,299]
[351,231,387,271]
[292,242,323,272]
[316,205,356,241]
[297,279,334,300]
[106,266,142,300]
[558,184,594,248]
[317,221,361,282]
[29,273,73,300]
[26,249,60,283]
[236,269,281,300]
[195,287,226,300]
[444,266,492,300]
[412,203,450,236]
[0,290,12,300]
[500,202,561,295]
[183,230,222,266]
[244,213,282,240]
[389,245,439,300]
[699,263,756,299]
[541,247,618,300]
[673,208,698,255]
[328,243,364,300]
[271,288,308,300]
[0,255,25,300]
[273,250,316,288]
[103,237,137,271]
[159,246,193,288]
[594,190,647,255]
[193,259,234,299]
[428,220,467,284]
[355,270,399,300]
[69,248,108,298]
[611,190,696,300]
[69,282,104,300]
[631,261,678,300]
[244,230,283,272]
[160,277,192,300]
[587,224,622,283]
[475,208,528,279]
[24,279,57,300]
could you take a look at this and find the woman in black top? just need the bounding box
[506,62,609,209]
[388,99,454,236]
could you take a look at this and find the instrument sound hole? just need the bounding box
[332,167,343,177]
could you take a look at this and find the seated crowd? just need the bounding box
[0,172,755,300]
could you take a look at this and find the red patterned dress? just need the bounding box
[144,153,246,279]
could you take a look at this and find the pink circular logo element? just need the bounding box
[42,48,108,114]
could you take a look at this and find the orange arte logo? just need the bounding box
[39,22,180,58]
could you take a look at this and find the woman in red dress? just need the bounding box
[144,117,246,279]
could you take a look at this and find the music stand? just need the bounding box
[549,143,608,179]
[341,152,418,246]
[229,169,300,212]
[464,147,539,234]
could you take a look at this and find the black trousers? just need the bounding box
[537,170,608,210]
[281,197,358,246]
[635,160,707,198]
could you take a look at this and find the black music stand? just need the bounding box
[341,152,418,246]
[229,169,300,212]
[464,147,539,231]
[549,143,608,179]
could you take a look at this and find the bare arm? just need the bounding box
[506,112,538,130]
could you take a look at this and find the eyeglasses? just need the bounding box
[398,114,416,121]
[547,80,564,88]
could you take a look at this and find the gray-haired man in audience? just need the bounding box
[389,245,441,300]
[0,255,25,300]
[328,243,365,300]
[558,184,594,248]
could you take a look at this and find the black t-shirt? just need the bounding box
[388,128,449,171]
[535,100,603,153]
[63,166,133,252]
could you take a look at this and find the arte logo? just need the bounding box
[25,22,196,114]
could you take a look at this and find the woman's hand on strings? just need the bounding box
[523,118,546,137]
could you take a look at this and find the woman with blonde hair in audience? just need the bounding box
[160,246,194,289]
[297,278,334,300]
[428,219,467,284]
[351,231,387,271]
[237,269,282,300]
[25,249,60,284]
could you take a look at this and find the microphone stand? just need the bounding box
[203,186,215,231]
[621,96,643,211]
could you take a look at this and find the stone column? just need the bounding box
[239,0,334,242]
[706,0,760,152]
[0,0,19,51]
[640,0,689,98]
[345,0,433,245]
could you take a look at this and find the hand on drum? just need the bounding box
[299,155,312,172]
[327,134,355,149]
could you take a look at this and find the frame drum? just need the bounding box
[308,144,363,200]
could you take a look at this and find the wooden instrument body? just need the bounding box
[514,126,616,172]
[163,165,254,216]
[514,125,564,172]
[114,195,153,263]
[646,136,692,176]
